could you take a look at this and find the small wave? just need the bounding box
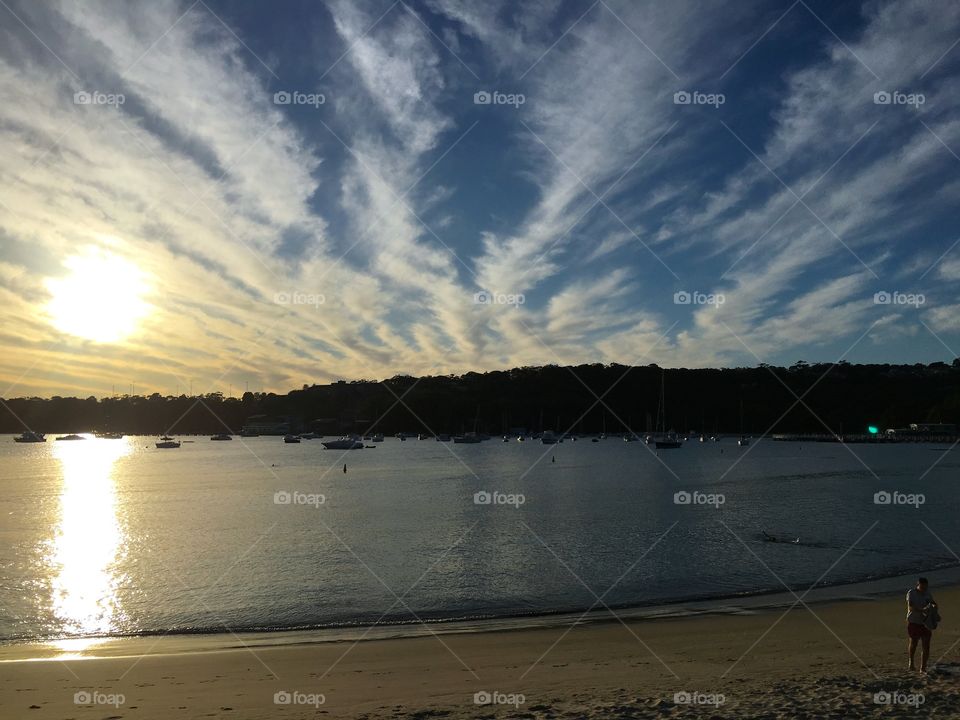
[5,560,958,646]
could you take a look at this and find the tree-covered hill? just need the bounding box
[3,360,959,436]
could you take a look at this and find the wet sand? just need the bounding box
[2,582,959,718]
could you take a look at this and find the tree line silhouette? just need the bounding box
[3,360,959,436]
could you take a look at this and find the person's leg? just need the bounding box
[920,633,931,672]
[908,633,918,670]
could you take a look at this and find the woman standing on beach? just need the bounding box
[906,577,938,673]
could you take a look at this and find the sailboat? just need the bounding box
[454,405,483,443]
[654,372,683,449]
[540,430,559,444]
[656,435,683,450]
[738,399,750,446]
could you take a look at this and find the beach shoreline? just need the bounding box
[3,575,959,718]
[4,564,960,663]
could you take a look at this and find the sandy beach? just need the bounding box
[2,583,958,719]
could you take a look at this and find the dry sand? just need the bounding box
[3,586,959,718]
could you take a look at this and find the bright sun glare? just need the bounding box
[46,250,150,343]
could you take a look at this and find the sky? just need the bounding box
[0,0,959,398]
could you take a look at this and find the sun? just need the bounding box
[46,250,151,343]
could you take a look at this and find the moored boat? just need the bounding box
[655,435,683,449]
[321,436,364,450]
[14,431,45,443]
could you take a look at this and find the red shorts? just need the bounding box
[907,622,931,640]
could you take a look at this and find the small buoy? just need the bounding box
[552,455,555,463]
[343,463,347,473]
[720,449,723,454]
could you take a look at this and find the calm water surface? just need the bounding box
[1,435,957,642]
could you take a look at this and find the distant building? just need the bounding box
[241,414,298,435]
[887,422,957,436]
[309,418,340,434]
[910,422,957,435]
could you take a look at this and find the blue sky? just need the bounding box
[0,0,959,396]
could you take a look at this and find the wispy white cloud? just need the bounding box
[0,0,958,396]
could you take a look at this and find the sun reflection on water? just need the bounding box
[50,436,129,636]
